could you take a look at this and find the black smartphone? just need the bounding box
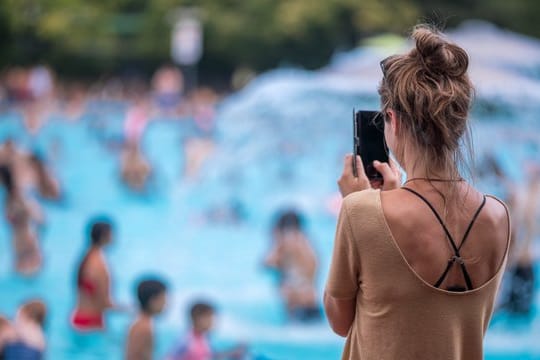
[352,110,388,179]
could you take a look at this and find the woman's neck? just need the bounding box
[404,169,461,181]
[400,147,460,181]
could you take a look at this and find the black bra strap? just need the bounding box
[401,187,459,252]
[402,187,487,291]
[458,195,487,251]
[434,261,454,288]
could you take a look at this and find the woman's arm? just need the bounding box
[325,155,399,336]
[324,199,360,337]
[324,293,356,337]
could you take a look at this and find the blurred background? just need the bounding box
[0,0,539,359]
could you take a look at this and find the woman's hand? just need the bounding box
[372,160,401,191]
[338,154,371,197]
[338,154,401,197]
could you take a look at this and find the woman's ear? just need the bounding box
[386,109,399,136]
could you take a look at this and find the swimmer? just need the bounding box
[189,88,219,135]
[183,138,214,180]
[121,140,152,192]
[181,88,218,180]
[72,219,115,331]
[124,98,150,145]
[0,166,43,275]
[151,65,185,115]
[0,300,47,360]
[264,210,320,322]
[167,302,246,360]
[126,279,168,360]
[501,164,540,314]
[28,153,61,201]
[0,139,19,166]
[0,316,17,355]
[0,139,34,190]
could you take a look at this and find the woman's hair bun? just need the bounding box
[411,24,468,78]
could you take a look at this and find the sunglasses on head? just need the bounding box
[379,55,398,78]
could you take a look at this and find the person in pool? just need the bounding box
[28,152,61,201]
[126,278,168,360]
[121,140,152,192]
[501,163,540,315]
[325,24,510,359]
[0,165,43,275]
[167,301,246,360]
[0,299,47,360]
[264,210,320,322]
[0,139,34,192]
[72,219,116,331]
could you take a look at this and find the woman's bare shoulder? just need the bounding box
[482,194,510,232]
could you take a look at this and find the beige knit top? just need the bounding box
[325,189,510,360]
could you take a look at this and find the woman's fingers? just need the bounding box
[369,179,383,190]
[341,154,354,177]
[338,154,370,197]
[373,160,400,190]
[337,155,400,197]
[389,159,401,179]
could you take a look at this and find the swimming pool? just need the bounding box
[1,23,540,360]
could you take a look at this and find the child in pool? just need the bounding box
[0,300,47,360]
[167,302,246,360]
[126,279,168,360]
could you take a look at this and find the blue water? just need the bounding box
[1,22,540,360]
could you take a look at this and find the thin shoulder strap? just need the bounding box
[432,196,486,289]
[401,187,458,253]
[458,195,487,251]
[402,187,487,291]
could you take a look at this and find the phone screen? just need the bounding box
[354,110,388,179]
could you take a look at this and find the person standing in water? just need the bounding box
[0,165,43,275]
[28,153,61,201]
[264,210,320,322]
[71,219,115,331]
[126,278,168,360]
[121,140,152,192]
[325,25,510,359]
[0,299,47,359]
[502,163,540,315]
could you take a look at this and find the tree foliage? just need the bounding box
[0,0,539,80]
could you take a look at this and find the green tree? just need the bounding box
[0,0,538,81]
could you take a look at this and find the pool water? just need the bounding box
[1,22,540,360]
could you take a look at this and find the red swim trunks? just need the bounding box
[71,310,104,331]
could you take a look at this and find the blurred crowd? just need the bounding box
[0,63,323,360]
[0,63,538,359]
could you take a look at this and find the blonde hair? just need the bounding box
[378,24,474,183]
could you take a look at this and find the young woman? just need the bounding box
[71,220,115,331]
[0,166,43,275]
[324,25,510,359]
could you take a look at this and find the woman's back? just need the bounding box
[382,181,509,292]
[326,188,510,360]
